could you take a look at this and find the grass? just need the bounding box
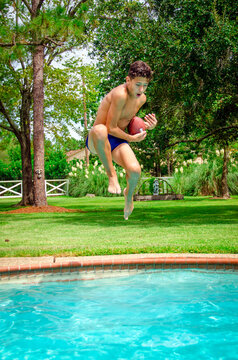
[0,196,238,257]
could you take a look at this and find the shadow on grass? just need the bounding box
[2,203,237,228]
[56,204,238,227]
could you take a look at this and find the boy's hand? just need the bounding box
[131,131,147,142]
[144,113,157,130]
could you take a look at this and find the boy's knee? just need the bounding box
[128,163,141,178]
[91,124,108,142]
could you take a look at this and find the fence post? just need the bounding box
[66,179,69,196]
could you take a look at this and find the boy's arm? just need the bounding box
[106,93,146,142]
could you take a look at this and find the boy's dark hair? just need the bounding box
[128,61,153,80]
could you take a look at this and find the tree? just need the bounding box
[0,0,94,205]
[0,52,34,205]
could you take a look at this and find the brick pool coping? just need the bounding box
[1,253,238,278]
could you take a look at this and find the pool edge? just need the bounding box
[1,254,238,280]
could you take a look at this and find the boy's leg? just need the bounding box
[112,143,141,220]
[88,125,121,194]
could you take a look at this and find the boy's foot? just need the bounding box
[108,176,121,194]
[123,188,134,220]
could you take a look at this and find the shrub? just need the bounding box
[0,159,22,180]
[0,146,22,180]
[171,158,238,196]
[0,147,71,181]
[45,149,70,179]
[68,160,128,197]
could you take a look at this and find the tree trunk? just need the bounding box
[19,138,34,205]
[170,151,174,175]
[167,150,173,176]
[221,145,230,199]
[0,89,34,206]
[33,44,47,206]
[156,149,161,177]
[82,75,89,167]
[18,88,34,206]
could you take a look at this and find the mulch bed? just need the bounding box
[1,206,82,214]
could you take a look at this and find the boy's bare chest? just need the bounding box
[120,101,140,122]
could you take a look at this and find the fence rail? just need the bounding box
[0,179,69,198]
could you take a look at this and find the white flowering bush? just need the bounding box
[171,156,238,196]
[68,160,127,197]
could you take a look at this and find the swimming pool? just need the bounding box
[0,270,238,359]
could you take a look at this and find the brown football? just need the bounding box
[128,116,146,135]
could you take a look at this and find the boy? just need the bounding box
[86,61,157,220]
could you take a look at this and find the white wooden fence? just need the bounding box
[0,179,69,198]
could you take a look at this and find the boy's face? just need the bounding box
[126,76,149,98]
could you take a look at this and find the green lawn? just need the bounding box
[0,196,237,257]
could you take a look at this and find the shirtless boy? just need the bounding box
[86,61,157,220]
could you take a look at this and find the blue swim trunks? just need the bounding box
[86,134,128,153]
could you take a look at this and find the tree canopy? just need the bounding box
[0,0,96,205]
[92,0,238,148]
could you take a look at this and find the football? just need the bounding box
[128,116,146,135]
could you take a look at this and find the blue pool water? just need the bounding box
[0,270,238,360]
